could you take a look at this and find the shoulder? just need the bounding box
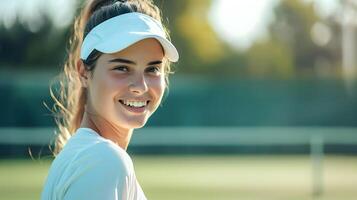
[78,141,134,175]
[60,142,135,200]
[59,128,135,176]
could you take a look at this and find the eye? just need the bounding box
[113,66,129,72]
[146,66,161,74]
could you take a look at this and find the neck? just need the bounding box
[80,109,133,151]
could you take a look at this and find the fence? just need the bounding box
[1,126,357,196]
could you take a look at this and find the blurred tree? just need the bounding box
[242,0,343,79]
[0,13,68,69]
[311,15,343,78]
[155,0,240,76]
[267,0,337,77]
[270,0,319,75]
[2,0,343,79]
[175,0,225,62]
[1,0,240,76]
[246,39,295,78]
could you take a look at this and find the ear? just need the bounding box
[76,59,89,88]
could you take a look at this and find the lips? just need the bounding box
[120,100,149,107]
[118,99,150,113]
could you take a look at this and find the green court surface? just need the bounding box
[0,155,356,200]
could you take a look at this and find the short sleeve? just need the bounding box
[63,142,132,200]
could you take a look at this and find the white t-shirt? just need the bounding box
[41,127,147,200]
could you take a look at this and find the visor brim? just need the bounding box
[95,33,179,62]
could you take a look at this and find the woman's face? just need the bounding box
[84,38,166,130]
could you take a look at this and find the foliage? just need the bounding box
[0,0,344,78]
[0,14,69,69]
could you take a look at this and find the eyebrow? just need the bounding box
[108,58,162,65]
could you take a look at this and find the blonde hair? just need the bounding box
[50,0,173,156]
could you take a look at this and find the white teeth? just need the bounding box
[122,100,147,107]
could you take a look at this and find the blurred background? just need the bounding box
[0,0,356,199]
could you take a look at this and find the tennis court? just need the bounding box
[0,155,356,200]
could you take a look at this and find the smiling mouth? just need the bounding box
[118,100,150,108]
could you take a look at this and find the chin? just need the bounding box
[128,122,146,129]
[133,123,146,129]
[124,118,148,129]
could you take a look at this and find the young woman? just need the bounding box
[41,0,179,199]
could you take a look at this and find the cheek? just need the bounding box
[89,73,122,110]
[107,74,128,92]
[148,76,166,101]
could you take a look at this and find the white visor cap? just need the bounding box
[80,12,179,62]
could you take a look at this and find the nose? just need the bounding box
[129,73,148,95]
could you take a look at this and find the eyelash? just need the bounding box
[113,66,129,72]
[113,66,161,74]
[146,66,160,73]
